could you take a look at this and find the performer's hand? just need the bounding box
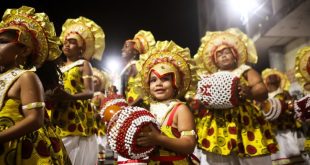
[136,124,160,147]
[238,84,252,100]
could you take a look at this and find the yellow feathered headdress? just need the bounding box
[0,6,61,68]
[194,28,257,74]
[60,16,105,61]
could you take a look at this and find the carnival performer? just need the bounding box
[136,41,198,164]
[194,28,277,165]
[294,46,310,164]
[0,6,71,164]
[120,30,155,106]
[51,16,105,165]
[262,68,305,164]
[91,67,111,165]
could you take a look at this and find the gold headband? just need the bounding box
[60,16,105,61]
[0,6,61,68]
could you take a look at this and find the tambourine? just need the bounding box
[196,71,239,109]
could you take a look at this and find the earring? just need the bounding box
[15,54,25,69]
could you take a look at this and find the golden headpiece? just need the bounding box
[138,41,198,99]
[295,46,310,89]
[60,16,105,61]
[0,6,61,68]
[262,68,290,91]
[92,68,111,91]
[126,30,155,54]
[194,28,257,74]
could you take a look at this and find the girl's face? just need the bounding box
[214,48,236,70]
[62,38,83,58]
[0,30,25,69]
[149,72,175,101]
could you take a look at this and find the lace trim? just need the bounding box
[0,68,28,109]
[60,59,85,73]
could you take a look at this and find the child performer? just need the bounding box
[136,41,198,164]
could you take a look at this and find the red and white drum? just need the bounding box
[196,71,239,109]
[294,94,310,122]
[106,106,160,159]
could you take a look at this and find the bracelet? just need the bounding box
[82,75,93,79]
[22,102,45,110]
[181,130,196,136]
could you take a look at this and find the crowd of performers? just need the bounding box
[1,5,310,165]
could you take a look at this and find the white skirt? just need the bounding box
[62,134,98,165]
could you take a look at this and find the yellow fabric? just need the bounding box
[0,6,61,67]
[149,102,191,164]
[132,30,156,54]
[52,66,97,137]
[91,95,106,137]
[60,16,105,61]
[196,76,278,157]
[0,98,71,164]
[149,127,189,165]
[125,75,149,106]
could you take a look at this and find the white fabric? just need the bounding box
[271,130,301,161]
[97,135,107,153]
[193,147,209,165]
[62,135,98,165]
[205,152,272,165]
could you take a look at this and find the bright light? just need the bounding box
[105,55,122,74]
[229,0,259,24]
[103,55,123,94]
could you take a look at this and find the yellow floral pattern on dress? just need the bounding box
[52,66,97,137]
[0,99,71,165]
[149,126,190,165]
[196,76,278,157]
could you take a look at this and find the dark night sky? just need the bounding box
[1,0,200,70]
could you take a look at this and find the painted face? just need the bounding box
[121,40,138,59]
[0,30,25,69]
[149,72,175,101]
[62,38,82,58]
[214,48,236,70]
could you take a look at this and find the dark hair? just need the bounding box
[266,74,281,87]
[35,60,63,91]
